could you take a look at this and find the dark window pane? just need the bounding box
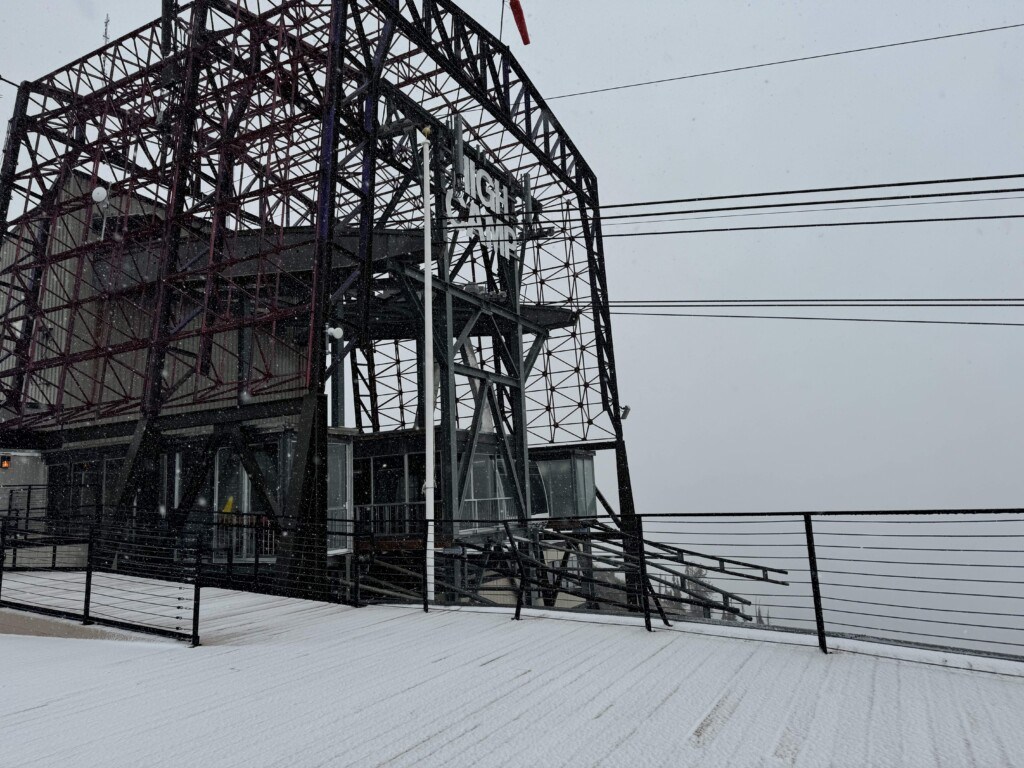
[353,458,372,506]
[373,456,405,505]
[407,452,426,502]
[250,443,280,516]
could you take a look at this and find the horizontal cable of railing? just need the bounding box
[5,505,1021,662]
[1,518,201,644]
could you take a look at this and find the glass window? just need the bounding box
[528,461,548,517]
[373,456,405,506]
[72,461,102,513]
[353,458,372,506]
[102,458,124,512]
[47,463,71,522]
[327,441,349,515]
[215,448,243,514]
[326,441,351,550]
[575,455,596,517]
[407,452,426,502]
[537,458,573,517]
[470,455,496,501]
[250,443,279,517]
[179,448,214,513]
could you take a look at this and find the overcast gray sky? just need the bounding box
[2,1,1022,514]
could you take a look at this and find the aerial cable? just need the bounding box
[598,188,1024,223]
[600,173,1024,210]
[428,209,1024,246]
[601,213,1024,238]
[601,195,1024,228]
[443,191,1024,233]
[549,22,1024,100]
[607,302,1024,309]
[609,311,1024,328]
[606,297,1024,304]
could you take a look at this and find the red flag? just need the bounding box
[509,0,530,45]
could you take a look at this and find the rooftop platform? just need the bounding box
[2,587,1023,767]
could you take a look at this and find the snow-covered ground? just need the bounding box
[2,586,1024,767]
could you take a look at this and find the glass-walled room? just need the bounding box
[43,431,354,560]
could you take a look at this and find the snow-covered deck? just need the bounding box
[2,586,1023,767]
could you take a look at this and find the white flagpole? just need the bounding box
[423,128,435,605]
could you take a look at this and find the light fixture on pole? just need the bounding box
[92,186,110,240]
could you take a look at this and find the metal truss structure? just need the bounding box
[0,0,635,595]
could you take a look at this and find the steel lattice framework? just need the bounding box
[0,0,636,592]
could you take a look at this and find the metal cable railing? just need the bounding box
[5,495,1022,661]
[1,513,202,645]
[329,509,1024,661]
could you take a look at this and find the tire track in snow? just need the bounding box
[695,643,822,767]
[590,641,764,766]
[768,652,834,766]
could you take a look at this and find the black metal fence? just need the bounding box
[0,490,202,645]
[332,509,1024,663]
[3,483,1022,662]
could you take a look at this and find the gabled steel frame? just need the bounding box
[0,0,637,595]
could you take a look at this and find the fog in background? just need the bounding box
[0,1,1021,516]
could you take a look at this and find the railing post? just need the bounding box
[0,518,7,602]
[191,532,202,647]
[803,514,828,654]
[10,512,17,570]
[82,525,94,625]
[353,519,361,608]
[253,520,261,593]
[226,527,234,585]
[503,521,528,620]
[422,512,429,613]
[634,515,653,632]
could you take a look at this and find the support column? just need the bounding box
[274,0,347,599]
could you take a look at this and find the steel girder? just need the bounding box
[0,0,636,526]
